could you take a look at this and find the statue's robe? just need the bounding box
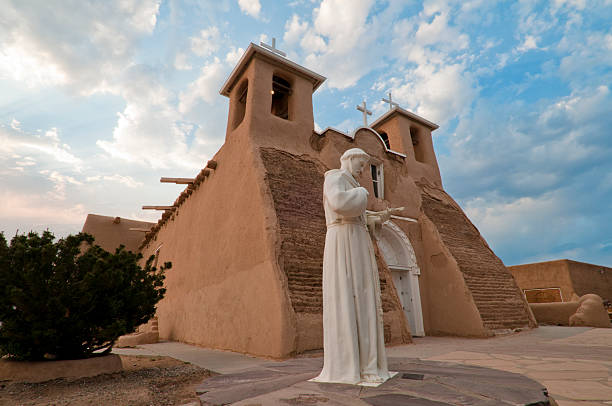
[312,169,390,385]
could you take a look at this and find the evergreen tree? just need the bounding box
[0,231,168,360]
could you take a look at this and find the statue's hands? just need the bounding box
[379,209,391,223]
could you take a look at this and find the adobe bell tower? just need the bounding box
[219,41,326,154]
[371,107,443,187]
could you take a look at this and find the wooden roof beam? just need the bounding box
[142,205,176,210]
[160,177,195,184]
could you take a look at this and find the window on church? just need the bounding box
[371,163,384,199]
[379,131,391,149]
[232,79,248,129]
[410,127,425,163]
[271,75,291,120]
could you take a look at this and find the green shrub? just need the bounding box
[0,231,169,360]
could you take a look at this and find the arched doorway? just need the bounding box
[376,222,425,336]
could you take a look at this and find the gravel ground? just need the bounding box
[0,355,212,406]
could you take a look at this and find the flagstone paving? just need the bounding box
[388,326,612,405]
[114,326,612,405]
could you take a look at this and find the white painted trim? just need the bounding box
[370,106,439,130]
[376,222,425,336]
[523,287,564,302]
[220,43,326,97]
[315,126,407,158]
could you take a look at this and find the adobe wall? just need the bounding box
[82,214,154,253]
[139,130,296,358]
[566,260,612,302]
[509,260,576,302]
[373,115,442,187]
[530,302,580,326]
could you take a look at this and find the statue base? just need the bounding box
[307,371,399,387]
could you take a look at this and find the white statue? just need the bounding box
[311,148,394,386]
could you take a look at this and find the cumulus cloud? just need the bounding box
[0,190,87,232]
[238,0,261,18]
[516,35,539,52]
[174,52,192,70]
[0,0,160,94]
[96,67,197,169]
[179,57,226,113]
[282,0,380,89]
[439,84,612,264]
[0,124,82,170]
[283,14,309,45]
[225,46,245,65]
[190,26,220,57]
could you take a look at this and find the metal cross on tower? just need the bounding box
[356,100,372,127]
[260,37,286,57]
[382,92,399,110]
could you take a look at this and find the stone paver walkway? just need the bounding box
[113,326,612,405]
[388,326,612,405]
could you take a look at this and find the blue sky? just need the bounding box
[1,0,611,266]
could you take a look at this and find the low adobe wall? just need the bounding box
[0,354,122,383]
[530,294,611,328]
[530,302,580,326]
[508,260,574,302]
[567,261,612,301]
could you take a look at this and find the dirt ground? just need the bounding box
[0,355,212,406]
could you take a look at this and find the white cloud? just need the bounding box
[190,26,220,57]
[225,46,245,65]
[552,0,586,11]
[557,31,612,86]
[393,63,476,124]
[285,0,378,89]
[0,42,68,87]
[283,15,309,45]
[238,0,261,18]
[414,12,469,50]
[0,124,82,169]
[97,70,198,169]
[40,170,83,200]
[0,190,87,227]
[0,0,161,94]
[516,35,538,52]
[174,52,192,70]
[87,174,143,188]
[179,57,226,113]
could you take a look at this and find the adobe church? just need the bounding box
[86,42,536,358]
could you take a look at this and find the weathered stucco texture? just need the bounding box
[81,214,153,253]
[140,130,295,358]
[509,259,612,303]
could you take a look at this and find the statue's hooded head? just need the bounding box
[340,148,370,179]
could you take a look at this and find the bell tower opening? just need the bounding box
[271,75,292,120]
[232,79,248,130]
[379,131,391,149]
[410,127,425,163]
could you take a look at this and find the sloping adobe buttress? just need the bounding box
[259,147,412,352]
[418,183,536,331]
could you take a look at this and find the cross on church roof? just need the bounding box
[356,100,372,127]
[382,92,399,110]
[260,37,286,57]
